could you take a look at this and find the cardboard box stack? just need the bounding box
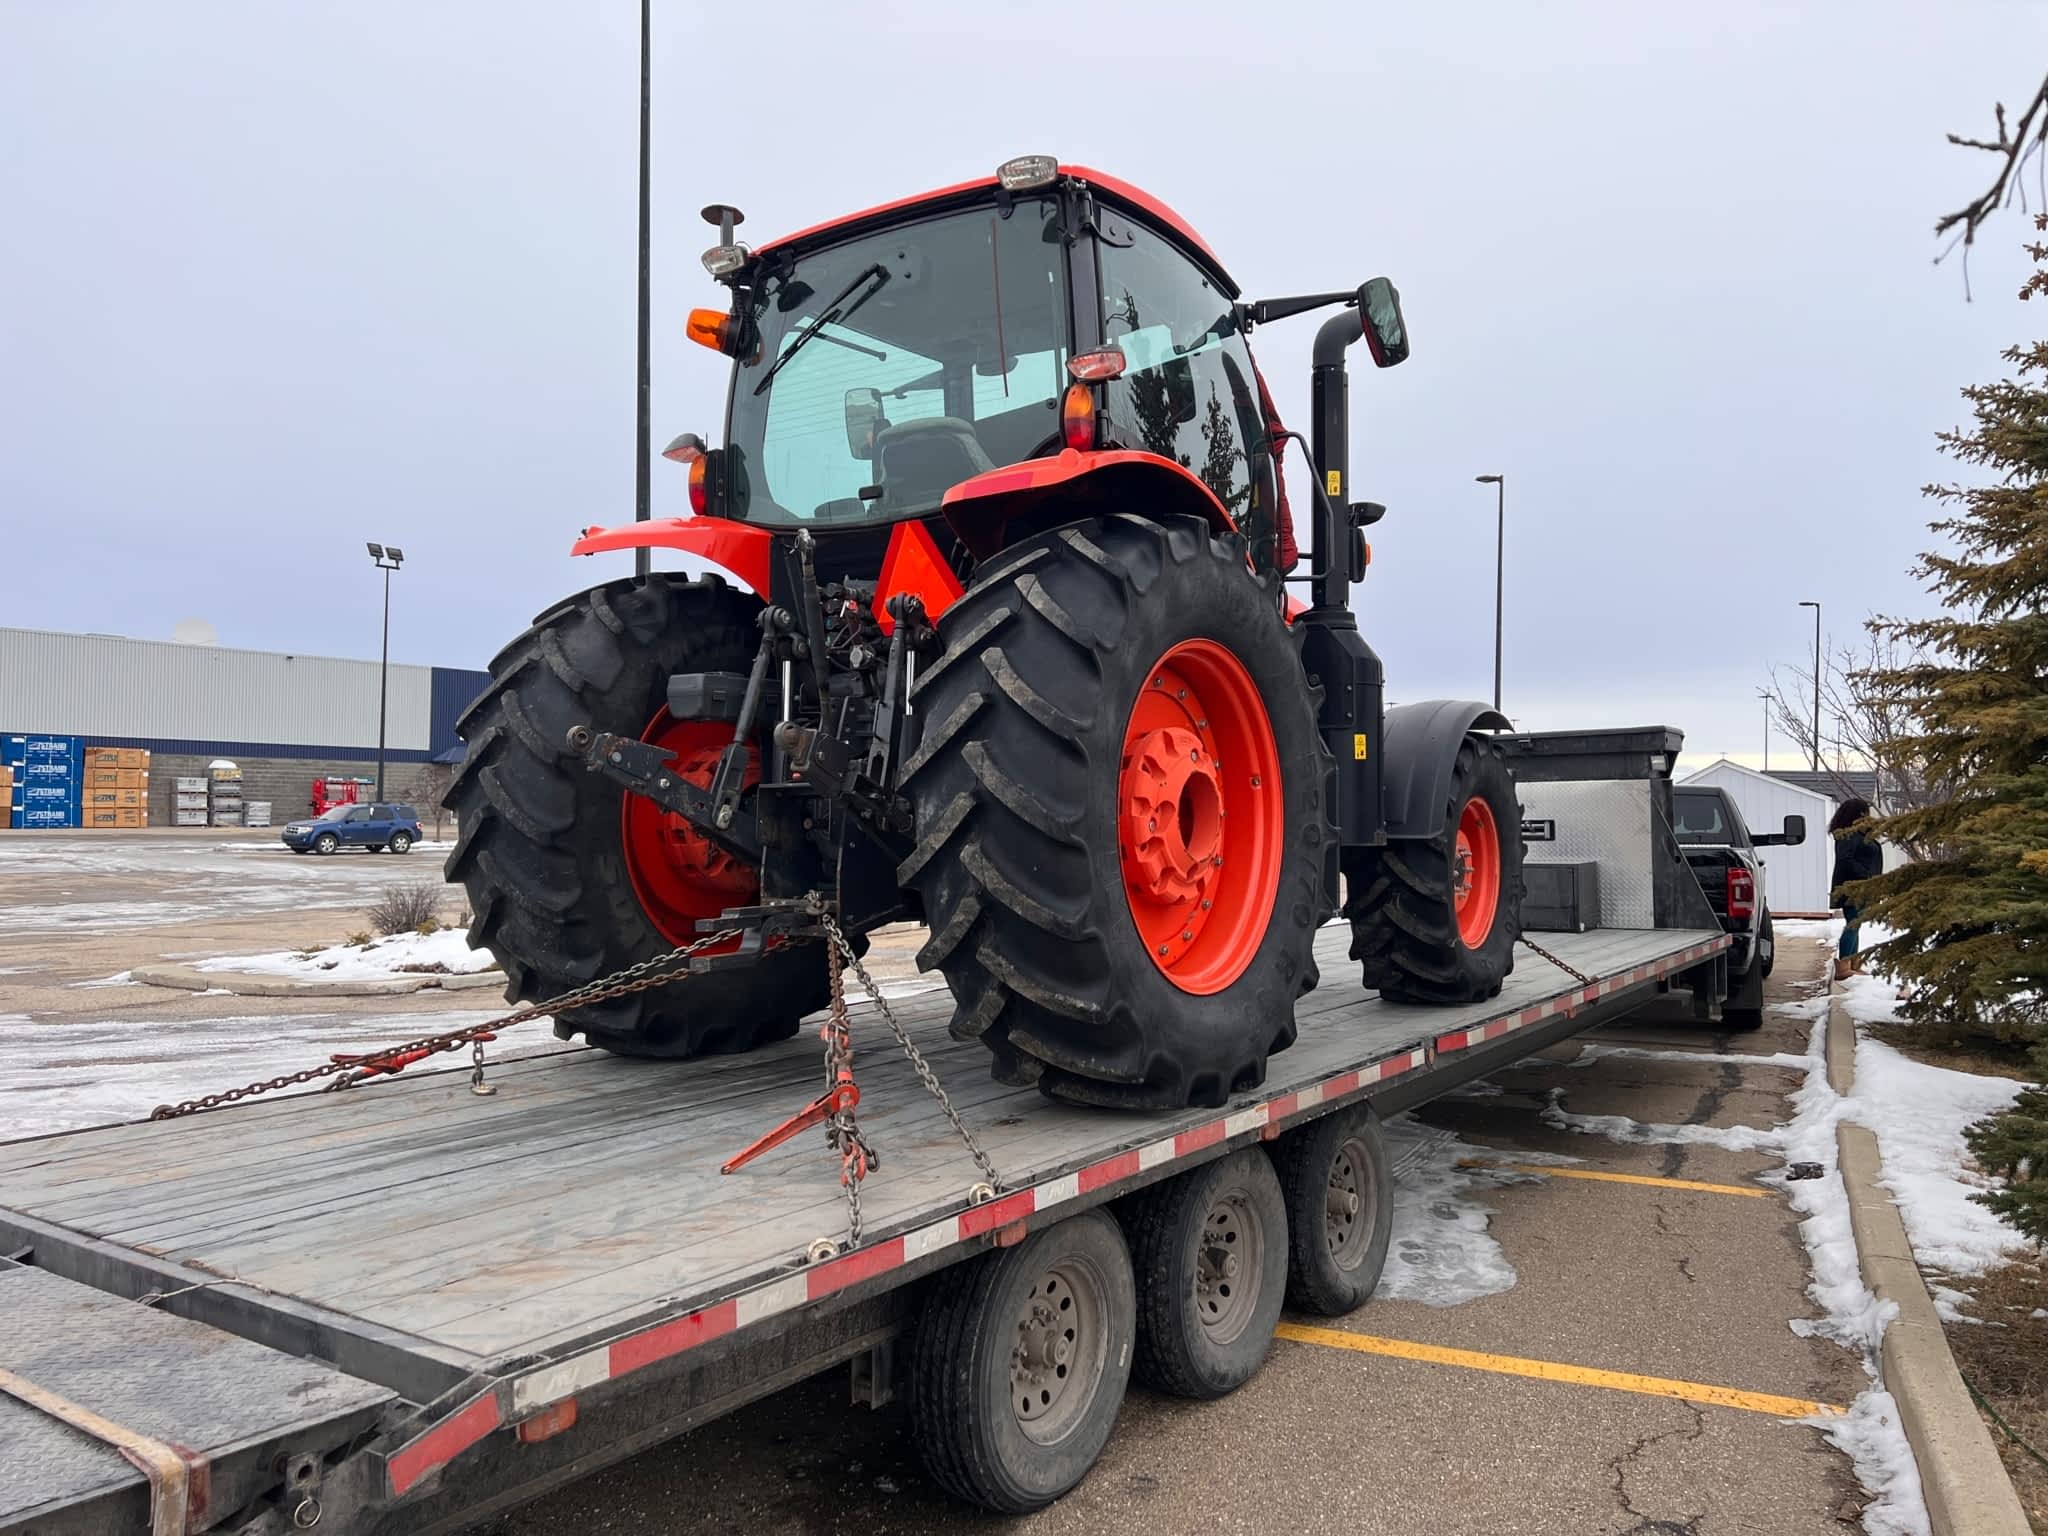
[173,776,209,827]
[208,764,244,827]
[82,746,150,828]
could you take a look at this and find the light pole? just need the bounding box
[1758,688,1771,771]
[633,0,652,579]
[367,544,404,799]
[1474,475,1505,712]
[1798,600,1821,770]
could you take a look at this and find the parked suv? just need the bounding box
[281,802,424,856]
[1671,786,1804,1028]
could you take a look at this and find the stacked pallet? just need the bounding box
[208,764,243,827]
[172,775,210,827]
[82,747,151,829]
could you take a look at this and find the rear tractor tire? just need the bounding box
[901,514,1335,1110]
[1345,735,1524,1004]
[443,575,836,1059]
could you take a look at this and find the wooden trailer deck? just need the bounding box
[0,925,1721,1414]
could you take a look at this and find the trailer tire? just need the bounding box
[1273,1105,1394,1315]
[901,515,1334,1110]
[444,575,835,1059]
[910,1209,1135,1514]
[1123,1147,1289,1398]
[1345,735,1524,1004]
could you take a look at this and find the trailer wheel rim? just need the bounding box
[1325,1137,1378,1269]
[1010,1257,1109,1445]
[1196,1190,1266,1345]
[1118,639,1282,994]
[620,710,759,950]
[1452,795,1502,949]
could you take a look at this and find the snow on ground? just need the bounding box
[0,1007,565,1142]
[195,926,500,980]
[0,836,457,935]
[1539,1086,1783,1152]
[1810,1391,1929,1536]
[1572,1042,1812,1069]
[1375,1117,1575,1306]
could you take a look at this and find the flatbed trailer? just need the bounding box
[0,918,1726,1536]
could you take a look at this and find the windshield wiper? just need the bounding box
[752,263,891,396]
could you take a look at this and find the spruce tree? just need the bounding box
[1858,217,2048,1046]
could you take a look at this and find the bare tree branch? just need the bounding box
[1761,629,1958,859]
[1936,75,2048,267]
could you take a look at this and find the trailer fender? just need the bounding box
[941,448,1235,561]
[571,516,774,594]
[1379,700,1513,840]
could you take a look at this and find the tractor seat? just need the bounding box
[874,417,993,508]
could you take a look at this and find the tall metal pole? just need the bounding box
[1759,689,1770,771]
[1475,475,1505,712]
[1493,477,1504,714]
[633,0,652,579]
[376,564,391,800]
[1813,608,1822,769]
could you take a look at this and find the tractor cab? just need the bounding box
[683,159,1296,578]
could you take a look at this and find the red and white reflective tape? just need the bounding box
[384,934,1727,1494]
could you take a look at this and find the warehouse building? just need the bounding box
[0,627,489,829]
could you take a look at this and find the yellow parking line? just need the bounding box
[1456,1160,1770,1198]
[1275,1323,1842,1418]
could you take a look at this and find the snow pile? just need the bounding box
[1837,973,1907,1028]
[1375,1119,1572,1307]
[195,927,499,981]
[1809,1391,1930,1536]
[1851,1039,2024,1277]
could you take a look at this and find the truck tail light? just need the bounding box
[1726,867,1754,921]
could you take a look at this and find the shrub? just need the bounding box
[367,882,444,937]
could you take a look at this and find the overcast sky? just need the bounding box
[2,2,2041,766]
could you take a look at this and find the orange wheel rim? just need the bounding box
[1452,795,1502,949]
[1118,639,1282,994]
[620,709,757,951]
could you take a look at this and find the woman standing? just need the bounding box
[1829,797,1883,981]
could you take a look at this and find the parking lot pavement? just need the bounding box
[486,937,1873,1536]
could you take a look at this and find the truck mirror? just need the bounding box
[1358,277,1409,369]
[844,388,884,458]
[1782,813,1806,846]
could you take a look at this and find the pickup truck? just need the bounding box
[1670,784,1805,1028]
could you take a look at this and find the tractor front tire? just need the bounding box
[901,515,1334,1110]
[1345,735,1524,1004]
[444,575,834,1058]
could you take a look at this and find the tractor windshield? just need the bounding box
[723,198,1071,526]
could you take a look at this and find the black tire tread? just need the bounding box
[1345,736,1525,1004]
[901,516,1333,1109]
[443,574,831,1058]
[1122,1149,1288,1398]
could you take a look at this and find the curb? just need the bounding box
[1826,986,2032,1536]
[129,963,504,998]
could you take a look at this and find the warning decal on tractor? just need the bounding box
[1326,470,1342,497]
[1354,733,1369,760]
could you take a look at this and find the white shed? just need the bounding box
[1679,759,1834,914]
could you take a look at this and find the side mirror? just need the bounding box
[844,388,884,459]
[1357,277,1409,369]
[1782,814,1806,846]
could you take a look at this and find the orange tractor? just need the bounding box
[445,157,1524,1109]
